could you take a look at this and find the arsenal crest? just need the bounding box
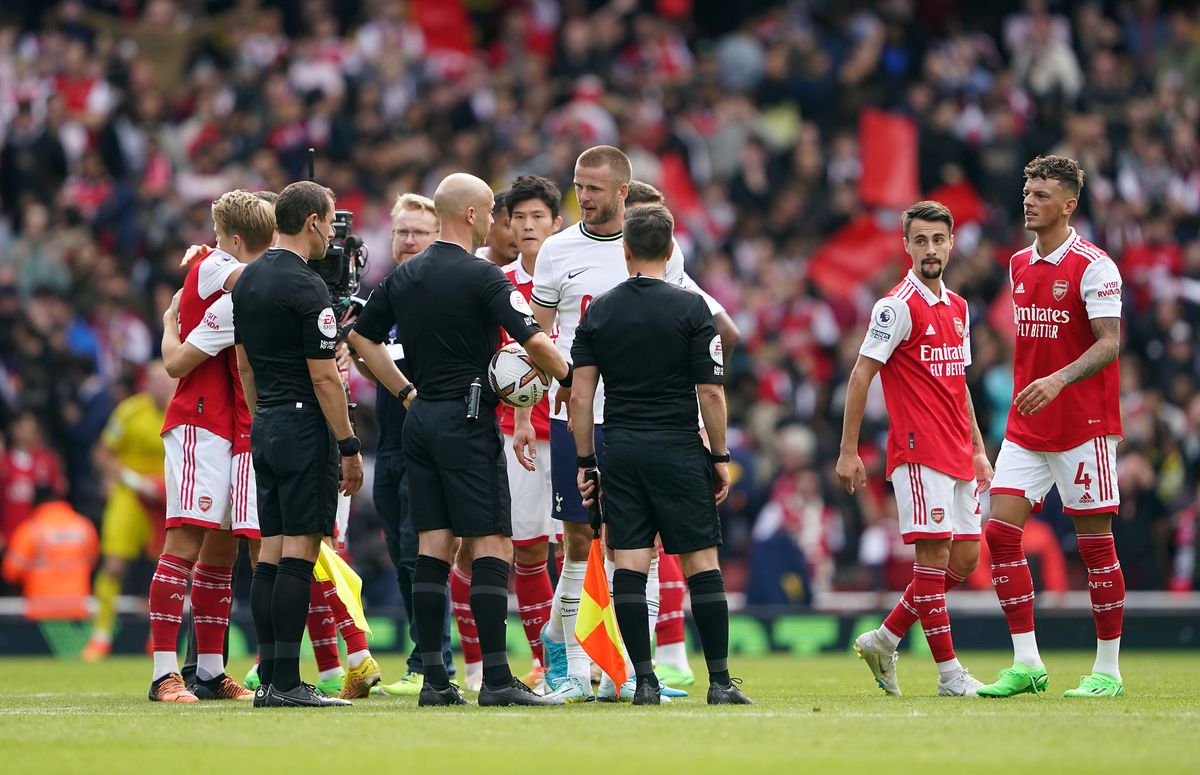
[198,495,213,512]
[953,317,964,338]
[1052,280,1069,301]
[930,507,945,524]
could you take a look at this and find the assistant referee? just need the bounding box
[570,203,752,706]
[232,180,363,708]
[348,173,569,708]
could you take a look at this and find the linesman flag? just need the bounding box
[573,469,627,688]
[315,542,371,636]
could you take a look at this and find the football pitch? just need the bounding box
[1,652,1197,774]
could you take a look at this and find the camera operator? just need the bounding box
[231,180,363,708]
[348,173,568,707]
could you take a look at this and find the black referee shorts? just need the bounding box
[602,428,722,556]
[251,402,338,538]
[403,397,511,538]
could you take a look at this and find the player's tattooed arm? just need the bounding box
[964,388,993,491]
[1014,317,1120,415]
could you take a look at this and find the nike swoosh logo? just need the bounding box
[567,269,590,279]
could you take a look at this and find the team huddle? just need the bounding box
[138,145,1126,707]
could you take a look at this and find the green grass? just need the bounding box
[1,652,1197,774]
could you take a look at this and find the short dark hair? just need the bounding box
[623,204,674,261]
[577,145,632,186]
[275,181,334,235]
[506,175,561,219]
[492,189,509,216]
[625,180,664,207]
[1024,154,1085,197]
[253,190,279,206]
[901,200,954,238]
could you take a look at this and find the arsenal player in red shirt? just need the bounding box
[838,200,992,698]
[979,155,1126,699]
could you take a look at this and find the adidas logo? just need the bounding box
[1079,491,1095,504]
[1015,282,1025,294]
[925,324,936,336]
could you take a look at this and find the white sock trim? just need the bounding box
[1094,636,1121,679]
[152,651,179,681]
[347,649,371,669]
[196,653,225,681]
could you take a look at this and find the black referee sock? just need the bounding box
[271,557,315,692]
[250,562,277,688]
[414,555,452,689]
[613,569,657,688]
[471,557,515,690]
[687,569,731,685]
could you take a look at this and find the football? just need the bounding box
[488,344,551,408]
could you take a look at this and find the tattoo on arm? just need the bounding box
[1057,317,1120,386]
[965,387,984,452]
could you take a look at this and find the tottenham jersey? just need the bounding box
[531,222,685,423]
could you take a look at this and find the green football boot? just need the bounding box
[242,663,260,691]
[1063,672,1124,698]
[976,663,1049,697]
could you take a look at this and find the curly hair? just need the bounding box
[1023,154,1085,197]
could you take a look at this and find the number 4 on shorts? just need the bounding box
[1074,462,1092,489]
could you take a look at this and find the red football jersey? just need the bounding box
[162,249,242,443]
[859,271,974,481]
[496,260,555,440]
[1006,228,1123,451]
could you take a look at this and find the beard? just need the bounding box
[584,199,619,227]
[919,261,943,279]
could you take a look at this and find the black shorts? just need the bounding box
[601,428,722,555]
[251,402,338,538]
[403,397,511,538]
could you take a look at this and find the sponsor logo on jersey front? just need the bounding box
[1052,280,1070,301]
[919,343,967,377]
[1014,302,1070,339]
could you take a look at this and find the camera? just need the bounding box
[310,208,368,307]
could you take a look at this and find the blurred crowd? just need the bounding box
[1,0,1198,608]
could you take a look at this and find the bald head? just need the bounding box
[434,173,495,251]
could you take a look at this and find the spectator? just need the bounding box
[2,485,98,621]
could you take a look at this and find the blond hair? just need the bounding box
[391,192,438,224]
[577,145,633,186]
[212,189,276,253]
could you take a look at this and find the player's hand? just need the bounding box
[835,452,867,494]
[163,289,182,328]
[577,466,600,509]
[555,385,572,429]
[335,341,352,374]
[712,462,730,505]
[180,244,212,269]
[513,421,538,472]
[340,453,364,496]
[1014,373,1066,416]
[973,451,994,493]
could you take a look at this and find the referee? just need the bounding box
[348,173,568,707]
[570,204,752,706]
[232,180,363,708]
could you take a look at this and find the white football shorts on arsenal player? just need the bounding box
[991,435,1120,515]
[893,463,981,543]
[165,426,259,537]
[503,436,562,545]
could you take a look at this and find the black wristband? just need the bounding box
[337,435,361,457]
[708,451,731,464]
[559,364,574,388]
[398,384,415,402]
[576,454,597,468]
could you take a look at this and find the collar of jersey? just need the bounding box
[904,269,951,306]
[1029,227,1077,265]
[579,222,622,242]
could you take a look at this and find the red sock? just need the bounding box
[655,551,687,646]
[323,578,368,656]
[883,566,966,638]
[307,580,341,672]
[191,563,232,657]
[1077,532,1124,640]
[912,564,955,663]
[149,554,193,653]
[450,566,481,664]
[514,560,553,664]
[985,519,1036,634]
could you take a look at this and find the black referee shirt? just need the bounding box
[572,275,723,431]
[232,247,338,405]
[354,241,541,404]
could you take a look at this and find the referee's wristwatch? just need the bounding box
[337,435,362,457]
[708,451,731,464]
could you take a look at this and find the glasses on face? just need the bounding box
[393,229,435,240]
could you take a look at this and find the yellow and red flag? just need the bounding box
[574,537,627,688]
